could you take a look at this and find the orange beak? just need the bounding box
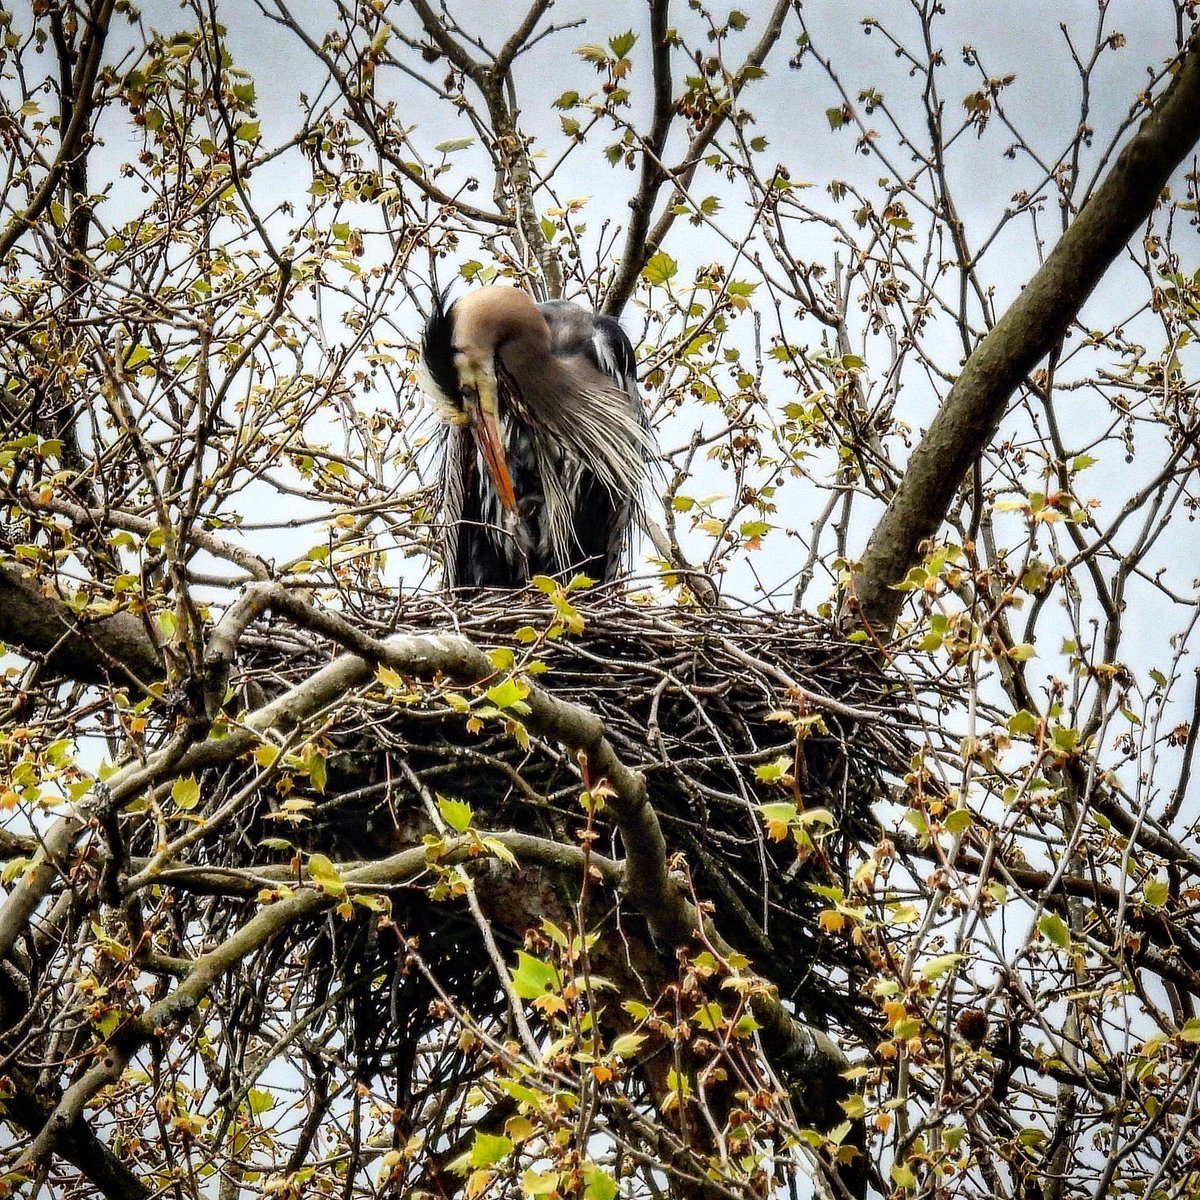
[464,392,518,515]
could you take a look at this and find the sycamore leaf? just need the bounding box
[641,250,677,286]
[307,853,346,897]
[1038,912,1070,948]
[510,950,560,999]
[438,795,473,833]
[377,665,405,689]
[918,953,963,981]
[486,677,528,709]
[583,1165,619,1200]
[172,775,201,811]
[469,1132,511,1167]
[481,837,517,866]
[611,1032,646,1059]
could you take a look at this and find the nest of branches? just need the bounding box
[168,594,914,1077]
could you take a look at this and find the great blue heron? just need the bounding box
[421,286,649,590]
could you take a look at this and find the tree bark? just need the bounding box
[0,562,161,688]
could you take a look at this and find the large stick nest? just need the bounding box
[179,596,914,1053]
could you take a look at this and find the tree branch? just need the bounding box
[604,0,790,315]
[0,561,162,688]
[852,26,1200,635]
[0,0,116,264]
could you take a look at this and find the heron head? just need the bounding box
[446,288,551,515]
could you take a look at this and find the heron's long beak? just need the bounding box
[463,388,518,515]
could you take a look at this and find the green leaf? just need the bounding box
[1,858,32,885]
[486,646,515,671]
[583,1164,619,1200]
[1007,709,1037,736]
[918,953,963,981]
[794,807,836,827]
[486,676,528,709]
[727,279,758,297]
[254,744,279,768]
[754,757,790,784]
[641,250,677,286]
[611,1032,646,1059]
[1051,725,1079,755]
[1038,912,1070,948]
[437,795,473,833]
[234,120,260,141]
[733,1011,760,1036]
[944,807,973,834]
[576,42,610,65]
[608,30,637,57]
[759,801,797,823]
[94,1010,121,1037]
[510,950,559,999]
[1142,878,1169,907]
[307,853,346,897]
[1021,559,1049,592]
[481,837,517,866]
[469,1132,512,1167]
[893,566,928,591]
[303,745,326,794]
[433,136,474,153]
[171,775,201,811]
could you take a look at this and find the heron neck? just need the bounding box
[498,345,594,423]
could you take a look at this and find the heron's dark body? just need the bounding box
[422,292,646,590]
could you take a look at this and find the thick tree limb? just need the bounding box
[852,26,1200,635]
[0,562,162,688]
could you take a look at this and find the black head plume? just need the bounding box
[422,287,460,405]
